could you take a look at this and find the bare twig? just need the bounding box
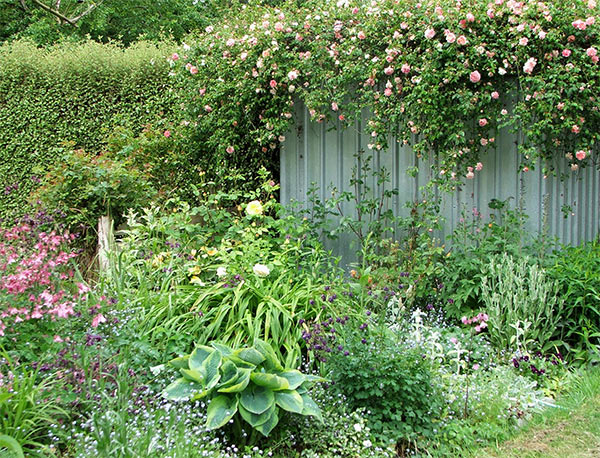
[31,0,77,25]
[18,0,29,11]
[31,0,103,26]
[71,0,103,23]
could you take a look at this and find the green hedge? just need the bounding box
[0,39,176,221]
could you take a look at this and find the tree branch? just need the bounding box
[31,0,104,26]
[71,0,103,23]
[31,0,77,25]
[18,0,29,11]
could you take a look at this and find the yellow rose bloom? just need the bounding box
[245,200,263,216]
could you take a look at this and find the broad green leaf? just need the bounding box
[211,342,233,357]
[274,390,304,414]
[238,402,276,428]
[205,395,238,430]
[300,394,323,422]
[219,361,239,386]
[0,435,24,458]
[254,409,279,437]
[232,348,265,366]
[169,355,189,370]
[200,350,222,389]
[180,368,205,384]
[254,339,284,371]
[277,370,305,390]
[189,346,215,371]
[218,368,251,393]
[240,384,275,414]
[250,372,290,391]
[163,378,202,401]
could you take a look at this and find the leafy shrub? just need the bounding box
[163,339,323,438]
[548,242,600,360]
[325,322,443,447]
[33,147,153,238]
[480,253,564,352]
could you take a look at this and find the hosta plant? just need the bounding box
[163,339,324,437]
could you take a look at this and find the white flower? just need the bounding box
[362,439,372,448]
[253,264,270,277]
[217,267,227,277]
[353,423,362,432]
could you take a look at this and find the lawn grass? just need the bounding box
[472,368,600,458]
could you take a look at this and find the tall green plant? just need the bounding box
[480,253,564,352]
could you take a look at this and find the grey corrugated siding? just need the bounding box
[281,104,600,264]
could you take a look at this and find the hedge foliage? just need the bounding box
[0,39,176,221]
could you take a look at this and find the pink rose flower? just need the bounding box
[189,66,198,74]
[269,79,277,88]
[523,57,537,74]
[576,150,586,160]
[479,118,488,127]
[457,35,467,45]
[357,31,366,40]
[571,163,579,171]
[476,162,483,171]
[384,66,394,75]
[163,130,171,138]
[491,91,500,99]
[226,38,235,47]
[572,125,580,133]
[445,32,456,43]
[466,12,475,22]
[331,102,339,111]
[226,146,235,154]
[171,53,179,61]
[92,313,106,328]
[424,28,436,39]
[204,105,213,112]
[401,63,411,74]
[572,19,587,30]
[562,49,572,57]
[587,47,598,58]
[519,37,529,46]
[384,88,392,96]
[470,70,481,83]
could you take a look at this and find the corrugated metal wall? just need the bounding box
[281,104,600,264]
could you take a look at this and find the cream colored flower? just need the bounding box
[190,276,205,286]
[245,200,264,216]
[217,266,227,277]
[253,263,270,277]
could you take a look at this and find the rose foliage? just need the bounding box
[173,0,599,183]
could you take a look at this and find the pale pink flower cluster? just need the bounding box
[523,57,537,74]
[462,312,489,332]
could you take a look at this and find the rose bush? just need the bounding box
[170,0,599,185]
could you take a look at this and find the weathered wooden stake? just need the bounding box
[97,215,114,274]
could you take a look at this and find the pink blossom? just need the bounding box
[587,47,598,58]
[480,138,489,146]
[491,91,500,99]
[274,22,284,32]
[519,37,529,46]
[576,150,587,160]
[287,70,299,80]
[92,313,106,328]
[163,130,171,138]
[523,166,530,172]
[384,88,392,97]
[457,35,467,45]
[189,66,198,75]
[445,32,456,43]
[357,31,366,40]
[53,335,63,343]
[572,19,587,30]
[171,53,179,61]
[479,118,488,127]
[557,102,565,110]
[226,38,235,47]
[226,146,235,154]
[523,57,537,74]
[538,30,547,39]
[199,88,206,95]
[466,12,475,22]
[572,125,580,133]
[269,79,277,88]
[384,66,394,75]
[331,102,339,111]
[473,363,480,370]
[587,16,596,25]
[593,56,599,64]
[466,171,475,179]
[476,162,483,171]
[470,70,481,83]
[401,63,411,74]
[450,337,458,344]
[571,163,579,171]
[424,28,436,39]
[204,105,212,113]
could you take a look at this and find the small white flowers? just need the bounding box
[362,439,372,448]
[253,263,270,277]
[353,423,362,432]
[216,267,227,277]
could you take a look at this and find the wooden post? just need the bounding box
[98,215,113,274]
